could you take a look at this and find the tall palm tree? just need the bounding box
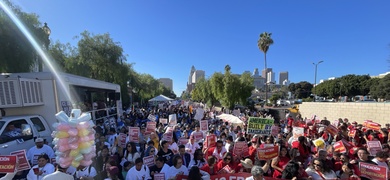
[258,32,274,106]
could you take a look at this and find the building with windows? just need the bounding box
[279,71,288,85]
[158,78,173,90]
[186,66,205,93]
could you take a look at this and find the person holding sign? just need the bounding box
[166,155,189,180]
[271,146,291,178]
[149,157,170,180]
[305,158,337,179]
[185,136,200,157]
[26,154,55,180]
[157,140,174,166]
[120,142,141,168]
[215,152,236,173]
[126,157,151,180]
[204,140,226,161]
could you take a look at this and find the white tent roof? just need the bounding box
[216,113,244,126]
[148,94,173,102]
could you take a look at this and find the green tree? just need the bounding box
[222,65,241,109]
[372,74,390,100]
[210,72,225,101]
[239,72,254,105]
[0,0,49,72]
[257,32,274,104]
[289,81,312,99]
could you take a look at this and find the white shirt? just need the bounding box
[188,158,207,169]
[73,166,97,178]
[27,145,55,165]
[41,171,74,180]
[166,165,189,180]
[372,158,389,168]
[245,176,265,180]
[124,151,141,164]
[185,142,200,155]
[126,165,151,180]
[168,142,179,154]
[26,163,55,180]
[305,167,337,180]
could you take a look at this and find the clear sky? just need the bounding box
[11,0,390,96]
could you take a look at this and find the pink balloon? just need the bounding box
[59,144,70,152]
[88,134,95,141]
[58,138,69,146]
[68,137,79,144]
[69,143,79,150]
[68,128,78,136]
[57,123,71,131]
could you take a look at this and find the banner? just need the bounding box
[325,124,338,136]
[177,172,252,180]
[129,127,140,143]
[206,134,217,147]
[292,127,304,138]
[143,155,155,167]
[247,117,274,135]
[169,114,177,126]
[333,140,347,153]
[200,120,208,132]
[148,114,156,121]
[359,162,388,180]
[363,120,372,127]
[257,146,279,160]
[0,155,17,173]
[367,141,382,156]
[366,121,381,131]
[233,141,249,158]
[193,132,204,142]
[160,118,168,124]
[146,121,157,134]
[10,150,31,172]
[349,129,357,137]
[154,173,165,180]
[118,133,127,148]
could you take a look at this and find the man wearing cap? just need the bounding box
[41,164,73,180]
[190,124,205,143]
[27,138,55,166]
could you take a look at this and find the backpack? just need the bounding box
[73,166,92,179]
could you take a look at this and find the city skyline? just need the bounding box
[13,1,390,96]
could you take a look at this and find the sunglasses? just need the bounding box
[314,164,322,167]
[224,158,232,160]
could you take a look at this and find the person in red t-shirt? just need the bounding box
[200,156,217,175]
[248,137,259,162]
[215,152,237,173]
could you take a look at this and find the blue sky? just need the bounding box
[12,0,390,96]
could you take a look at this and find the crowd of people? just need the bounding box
[2,102,390,180]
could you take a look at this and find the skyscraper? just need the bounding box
[279,71,289,85]
[262,68,272,79]
[158,78,173,90]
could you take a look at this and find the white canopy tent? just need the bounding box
[148,94,173,103]
[216,113,244,127]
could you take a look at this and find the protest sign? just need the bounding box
[0,155,17,173]
[363,120,372,127]
[360,162,388,180]
[233,141,249,158]
[218,165,234,174]
[333,140,347,153]
[271,125,279,136]
[349,129,357,137]
[10,150,30,172]
[168,114,177,126]
[194,108,205,121]
[129,127,140,143]
[143,155,155,167]
[118,133,127,148]
[292,127,304,138]
[366,121,381,131]
[192,132,204,142]
[247,117,274,135]
[200,120,208,132]
[148,114,156,121]
[341,139,353,150]
[206,134,217,147]
[162,132,173,142]
[177,172,252,180]
[325,124,338,136]
[160,118,168,124]
[257,146,279,160]
[146,121,156,134]
[178,138,189,145]
[367,141,382,156]
[154,173,165,180]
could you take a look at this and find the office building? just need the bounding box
[279,71,288,85]
[158,78,173,90]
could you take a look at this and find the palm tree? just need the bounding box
[258,32,274,106]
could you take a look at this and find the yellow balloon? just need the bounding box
[79,142,90,149]
[70,149,80,157]
[78,129,90,137]
[71,160,80,168]
[56,131,69,138]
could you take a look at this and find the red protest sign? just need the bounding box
[257,146,279,160]
[143,155,155,167]
[367,141,382,156]
[333,140,347,153]
[129,127,140,143]
[200,120,208,132]
[193,132,203,142]
[118,133,127,148]
[366,122,381,131]
[178,138,189,146]
[206,134,217,147]
[0,155,17,173]
[177,172,252,180]
[233,141,249,158]
[154,173,165,180]
[349,129,357,137]
[10,150,30,172]
[160,118,168,124]
[325,124,338,136]
[218,165,234,174]
[360,162,388,180]
[363,120,372,127]
[146,121,156,134]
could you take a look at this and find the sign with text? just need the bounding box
[194,108,205,121]
[168,114,177,126]
[349,129,357,137]
[367,141,382,156]
[292,127,304,138]
[129,127,140,143]
[0,155,17,173]
[257,146,279,160]
[192,132,204,142]
[154,173,165,180]
[118,133,127,148]
[366,121,381,131]
[160,118,168,124]
[233,141,249,158]
[325,124,338,136]
[148,114,156,121]
[200,120,208,132]
[178,138,189,145]
[146,121,157,134]
[206,134,217,147]
[247,117,274,135]
[218,165,234,174]
[162,132,173,142]
[177,172,252,180]
[10,150,30,172]
[143,155,155,167]
[333,140,347,153]
[359,162,388,180]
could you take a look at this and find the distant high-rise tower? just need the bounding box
[186,66,205,93]
[253,68,265,89]
[262,68,272,79]
[188,66,196,85]
[267,71,275,84]
[279,71,289,85]
[192,70,205,83]
[158,78,173,90]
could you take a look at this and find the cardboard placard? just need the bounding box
[10,150,31,172]
[168,114,177,126]
[341,139,353,150]
[193,132,203,142]
[154,173,165,180]
[162,132,173,142]
[118,133,127,148]
[160,118,168,124]
[146,121,157,134]
[292,127,304,138]
[206,135,217,147]
[363,120,372,127]
[177,172,251,180]
[247,117,274,135]
[359,162,388,180]
[218,165,234,174]
[178,138,189,145]
[349,129,357,137]
[0,155,17,173]
[257,146,279,160]
[143,155,155,167]
[148,114,156,121]
[325,124,338,136]
[200,120,208,132]
[366,122,381,131]
[194,108,205,121]
[129,127,140,143]
[333,140,347,153]
[367,141,382,156]
[233,141,249,158]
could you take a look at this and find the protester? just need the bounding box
[149,157,170,179]
[245,165,265,180]
[188,149,207,168]
[26,138,55,166]
[188,166,210,180]
[41,164,73,180]
[157,140,174,165]
[26,154,55,180]
[166,155,189,180]
[126,157,151,180]
[271,146,291,178]
[200,156,218,175]
[305,158,337,180]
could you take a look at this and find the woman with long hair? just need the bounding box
[216,152,236,173]
[120,142,140,168]
[200,156,217,175]
[271,146,291,178]
[167,155,189,180]
[27,154,55,180]
[188,149,207,168]
[188,166,210,180]
[305,158,337,180]
[95,145,111,176]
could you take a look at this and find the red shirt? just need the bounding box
[200,164,217,175]
[248,146,257,162]
[216,159,237,173]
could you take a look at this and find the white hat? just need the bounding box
[35,138,44,143]
[240,158,253,169]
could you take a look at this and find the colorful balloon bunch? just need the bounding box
[52,109,96,168]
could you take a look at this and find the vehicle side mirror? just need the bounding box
[21,124,32,136]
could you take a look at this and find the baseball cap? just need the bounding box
[35,138,44,143]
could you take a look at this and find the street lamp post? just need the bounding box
[313,60,324,102]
